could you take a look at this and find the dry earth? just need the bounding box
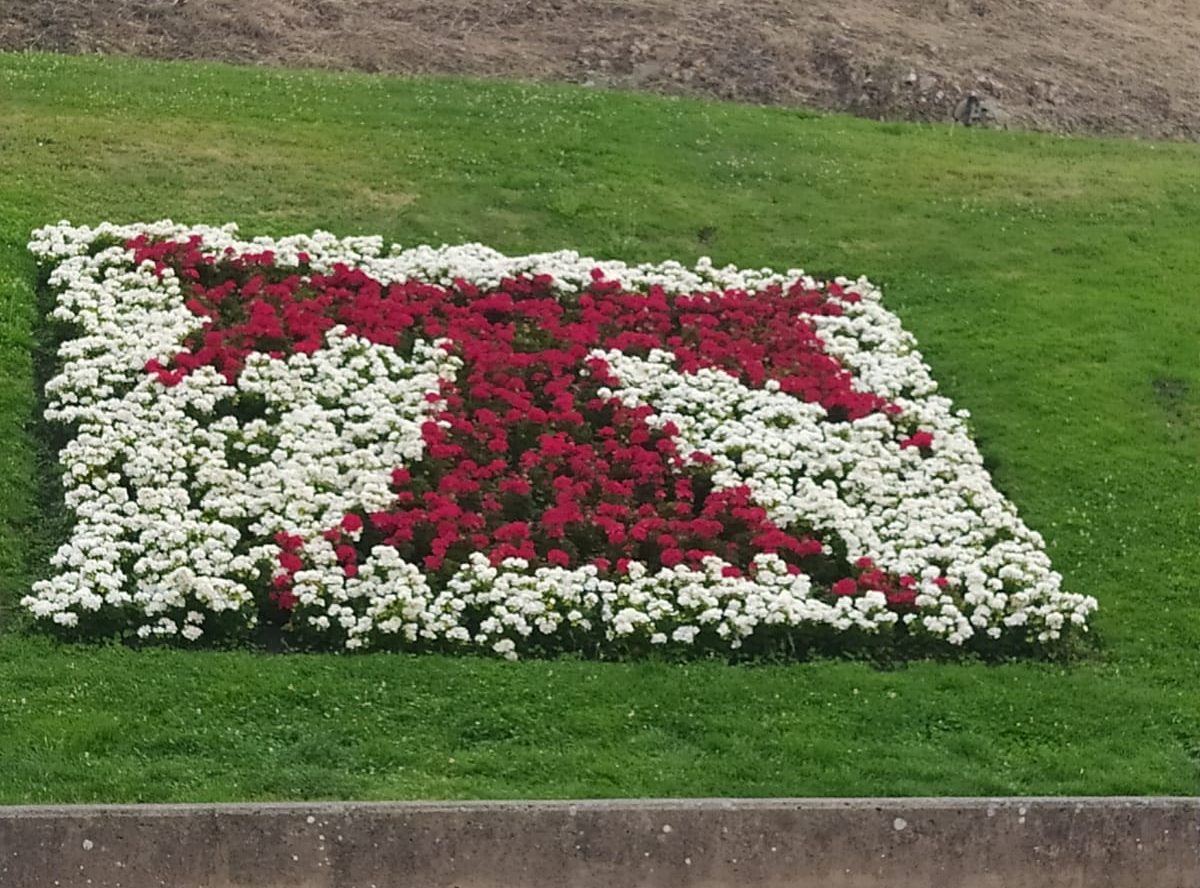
[4,0,1200,138]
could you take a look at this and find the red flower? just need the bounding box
[660,549,685,567]
[273,532,303,551]
[900,431,934,450]
[832,578,858,596]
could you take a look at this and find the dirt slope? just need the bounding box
[4,0,1200,139]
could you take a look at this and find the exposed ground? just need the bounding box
[3,0,1200,140]
[1,53,1199,801]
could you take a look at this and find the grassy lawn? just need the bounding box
[1,51,1198,803]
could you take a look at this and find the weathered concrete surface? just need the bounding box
[1,797,1198,888]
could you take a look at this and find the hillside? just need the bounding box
[3,0,1200,140]
[1,53,1199,800]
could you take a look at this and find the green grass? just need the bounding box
[1,51,1199,802]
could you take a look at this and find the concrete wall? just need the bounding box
[1,798,1198,888]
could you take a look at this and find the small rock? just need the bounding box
[953,93,981,125]
[977,96,1012,128]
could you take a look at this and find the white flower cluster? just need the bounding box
[24,220,1096,655]
[427,553,895,660]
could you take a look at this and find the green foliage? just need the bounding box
[0,52,1198,801]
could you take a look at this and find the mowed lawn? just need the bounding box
[0,52,1198,803]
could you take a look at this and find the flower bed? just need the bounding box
[24,221,1097,657]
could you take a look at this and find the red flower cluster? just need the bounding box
[132,238,890,423]
[900,431,935,450]
[373,397,827,576]
[133,239,924,609]
[832,557,919,607]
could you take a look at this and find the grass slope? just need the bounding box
[0,52,1198,802]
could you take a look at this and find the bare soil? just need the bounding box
[4,0,1200,140]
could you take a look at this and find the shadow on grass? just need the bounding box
[6,262,74,634]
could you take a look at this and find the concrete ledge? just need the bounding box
[2,797,1198,887]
